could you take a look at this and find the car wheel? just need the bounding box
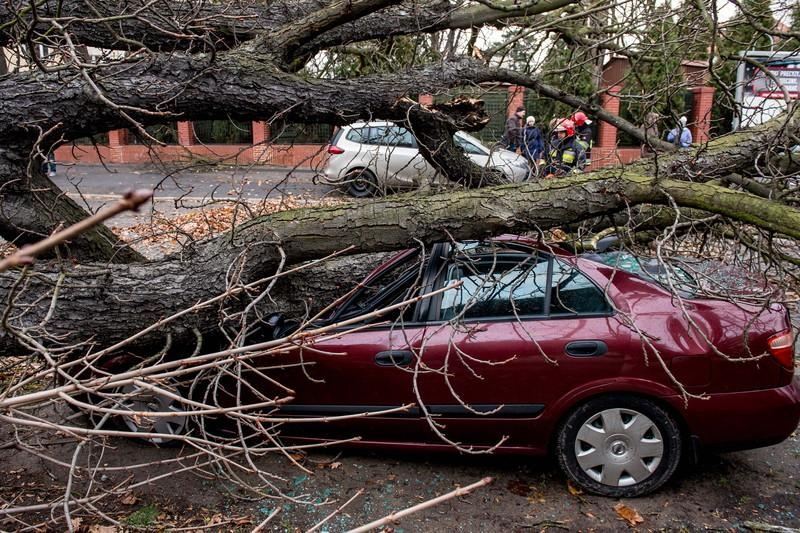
[556,395,682,497]
[344,168,378,198]
[113,381,190,445]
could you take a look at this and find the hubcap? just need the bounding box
[118,383,188,444]
[610,441,627,456]
[575,408,664,487]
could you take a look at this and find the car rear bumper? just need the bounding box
[676,375,800,451]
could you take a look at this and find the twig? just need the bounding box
[306,489,365,533]
[743,521,800,533]
[346,477,493,533]
[0,189,153,273]
[251,507,281,532]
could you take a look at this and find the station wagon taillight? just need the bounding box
[767,330,795,369]
[327,145,344,155]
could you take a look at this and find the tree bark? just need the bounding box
[1,0,799,362]
[3,144,800,356]
[0,151,143,263]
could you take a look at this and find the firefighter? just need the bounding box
[543,119,586,177]
[571,111,593,164]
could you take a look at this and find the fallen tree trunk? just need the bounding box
[3,146,800,356]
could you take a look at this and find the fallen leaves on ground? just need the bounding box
[567,481,583,496]
[119,493,138,506]
[614,502,644,526]
[0,241,16,258]
[112,196,344,253]
[507,479,533,497]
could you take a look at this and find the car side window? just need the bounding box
[346,127,367,143]
[363,126,387,145]
[439,256,548,320]
[385,127,417,148]
[550,259,611,315]
[346,126,388,145]
[337,252,423,324]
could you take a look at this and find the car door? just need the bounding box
[373,126,433,187]
[245,249,434,443]
[415,246,630,451]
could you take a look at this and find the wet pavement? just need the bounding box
[52,163,337,226]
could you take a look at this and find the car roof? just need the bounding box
[362,236,570,282]
[344,121,395,128]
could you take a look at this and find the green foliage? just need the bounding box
[524,35,597,124]
[781,2,800,51]
[616,5,698,143]
[193,120,252,144]
[128,124,178,145]
[723,0,775,52]
[320,36,441,78]
[125,504,160,527]
[711,0,777,134]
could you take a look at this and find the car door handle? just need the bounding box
[565,340,608,357]
[374,350,414,366]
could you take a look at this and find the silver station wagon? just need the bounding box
[320,122,531,197]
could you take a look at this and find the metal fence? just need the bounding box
[127,124,178,145]
[192,120,252,144]
[434,88,510,144]
[270,122,334,144]
[73,132,109,145]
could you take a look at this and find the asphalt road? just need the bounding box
[52,163,337,226]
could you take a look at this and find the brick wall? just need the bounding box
[507,85,525,115]
[596,85,623,149]
[690,86,715,143]
[53,82,682,172]
[588,147,642,170]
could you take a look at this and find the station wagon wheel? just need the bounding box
[115,381,189,445]
[344,168,378,198]
[556,395,682,497]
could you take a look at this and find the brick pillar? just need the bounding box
[690,86,715,144]
[108,129,128,163]
[507,85,525,116]
[177,121,194,146]
[597,85,623,148]
[252,121,272,163]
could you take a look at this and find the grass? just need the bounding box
[125,504,160,527]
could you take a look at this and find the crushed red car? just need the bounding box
[101,236,800,497]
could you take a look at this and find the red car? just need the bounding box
[113,236,800,497]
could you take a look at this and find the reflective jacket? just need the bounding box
[549,136,586,168]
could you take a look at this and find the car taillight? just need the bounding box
[767,330,795,369]
[327,145,344,155]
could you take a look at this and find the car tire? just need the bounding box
[556,395,682,497]
[344,168,378,198]
[87,379,191,446]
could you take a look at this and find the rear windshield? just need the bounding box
[329,127,344,146]
[345,126,417,147]
[584,252,698,296]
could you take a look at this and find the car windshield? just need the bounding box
[454,132,489,155]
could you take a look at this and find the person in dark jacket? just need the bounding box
[522,116,544,163]
[501,106,526,151]
[640,111,660,157]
